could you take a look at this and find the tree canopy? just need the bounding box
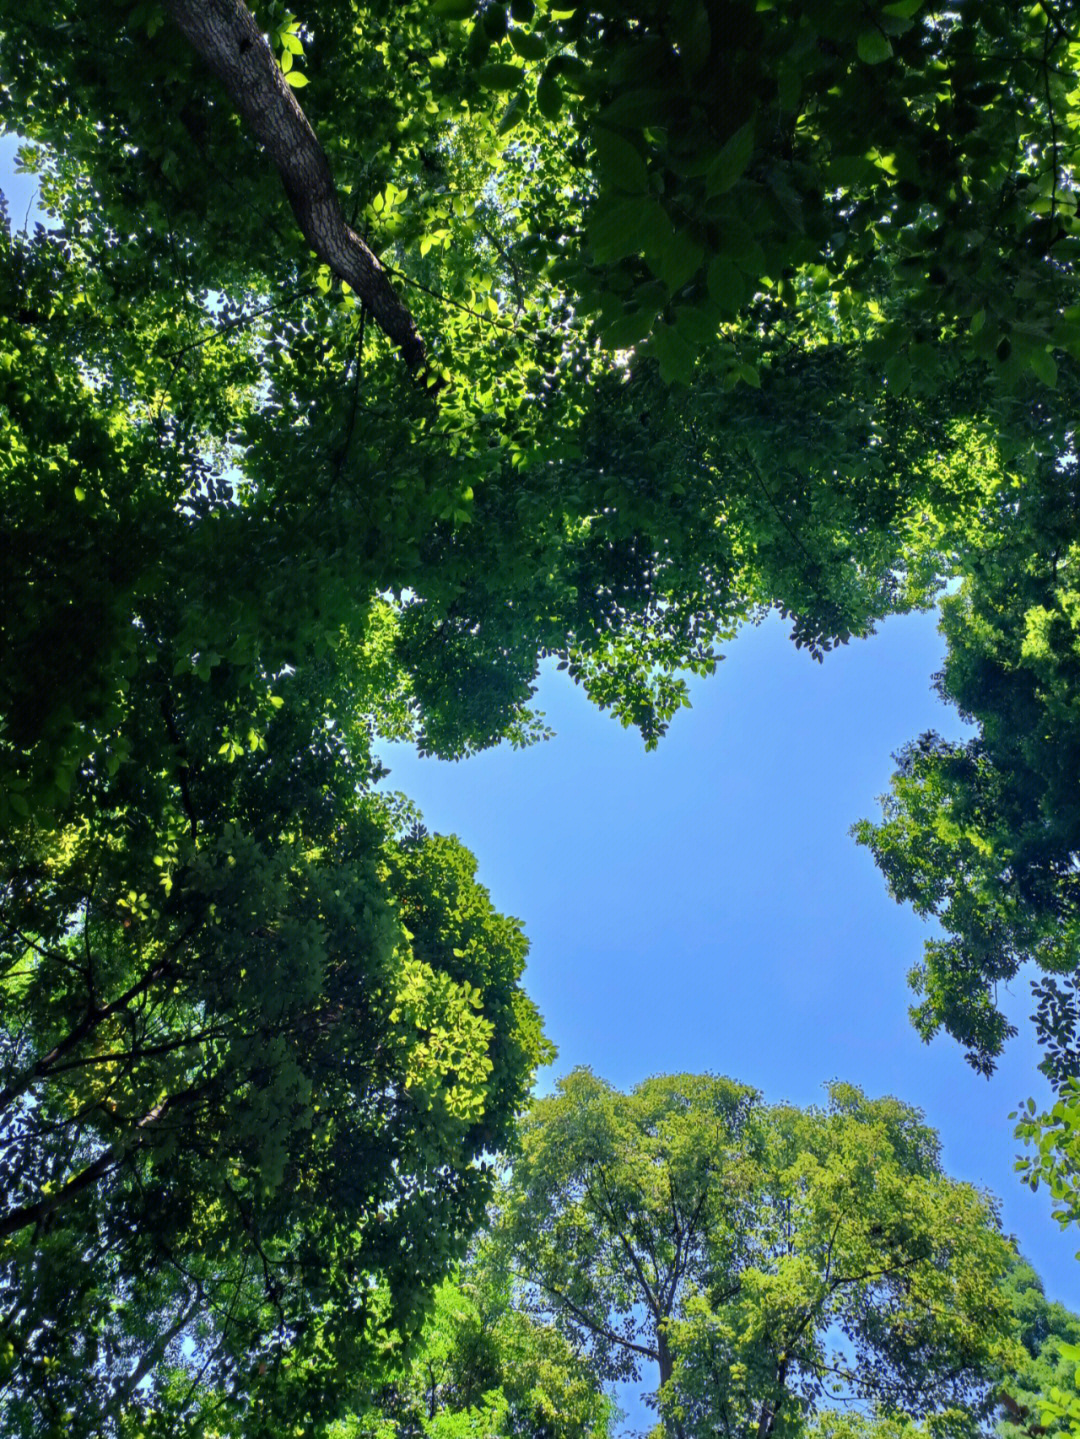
[333,1268,614,1439]
[495,1069,1016,1439]
[0,680,552,1437]
[3,0,1079,770]
[854,420,1080,1077]
[4,0,1080,1430]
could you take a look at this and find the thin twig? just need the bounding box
[163,282,314,367]
[382,258,518,333]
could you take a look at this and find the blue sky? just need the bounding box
[0,137,38,229]
[378,608,1080,1313]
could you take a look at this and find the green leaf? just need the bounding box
[707,256,750,315]
[600,307,656,349]
[551,55,590,97]
[707,120,755,195]
[588,197,647,262]
[285,70,309,87]
[593,127,648,194]
[535,72,563,120]
[857,30,893,64]
[882,0,922,15]
[656,228,704,292]
[636,198,675,260]
[1029,347,1058,388]
[673,0,711,74]
[777,62,801,113]
[650,324,696,385]
[509,28,547,60]
[483,3,508,39]
[477,62,524,90]
[599,88,671,128]
[73,485,86,501]
[673,301,720,347]
[497,91,527,134]
[431,0,475,16]
[884,352,912,392]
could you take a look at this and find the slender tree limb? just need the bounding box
[161,0,428,372]
[1038,0,1077,43]
[382,257,519,333]
[175,1256,253,1431]
[512,1269,657,1363]
[26,1025,230,1083]
[0,914,201,1117]
[828,1253,922,1289]
[741,447,819,576]
[111,1296,202,1411]
[822,1208,846,1287]
[0,1082,210,1239]
[756,1352,789,1439]
[586,1166,662,1318]
[160,693,199,843]
[0,1147,120,1239]
[0,953,177,1115]
[662,1178,710,1313]
[163,281,313,368]
[332,308,367,484]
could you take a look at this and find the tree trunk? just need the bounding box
[657,1327,686,1439]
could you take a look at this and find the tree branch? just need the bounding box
[0,947,184,1116]
[27,1024,230,1083]
[587,1166,662,1318]
[111,1295,202,1412]
[0,1081,211,1239]
[160,693,199,842]
[162,0,428,372]
[513,1269,657,1364]
[0,1146,120,1239]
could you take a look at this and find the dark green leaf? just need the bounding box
[656,228,704,292]
[535,71,563,119]
[706,256,750,315]
[476,62,524,90]
[600,306,657,349]
[593,126,649,194]
[497,91,527,134]
[706,119,754,196]
[857,30,894,64]
[509,27,547,60]
[483,3,508,38]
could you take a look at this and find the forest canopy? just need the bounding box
[3,0,1080,1433]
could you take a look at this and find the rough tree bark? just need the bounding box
[163,0,428,372]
